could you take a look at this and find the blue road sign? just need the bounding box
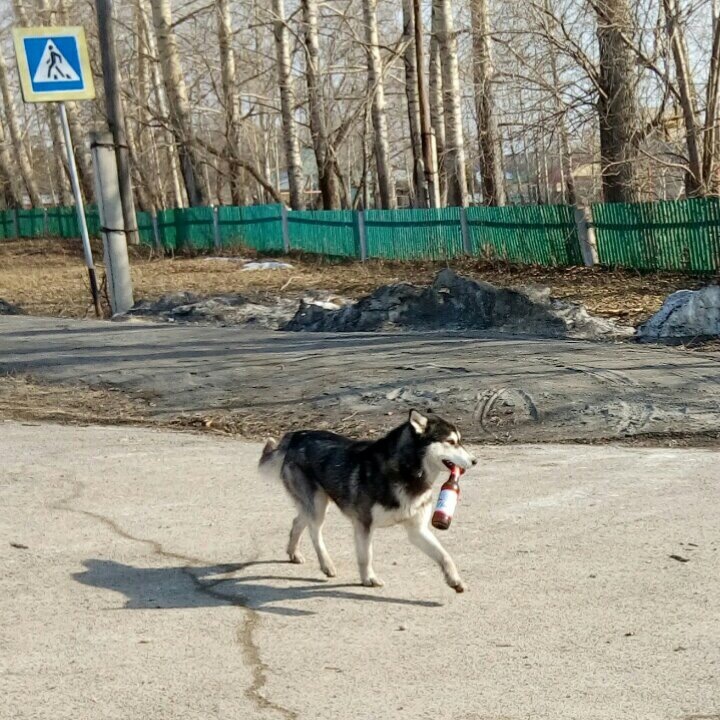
[13,26,95,103]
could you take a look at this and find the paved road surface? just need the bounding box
[2,421,718,719]
[1,315,719,442]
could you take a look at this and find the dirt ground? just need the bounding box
[1,238,718,326]
[2,316,719,448]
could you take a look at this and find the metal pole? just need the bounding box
[59,102,101,317]
[91,131,134,314]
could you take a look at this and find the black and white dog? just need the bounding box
[258,410,476,592]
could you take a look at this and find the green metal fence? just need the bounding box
[288,209,358,257]
[136,210,155,247]
[592,198,720,272]
[217,204,284,252]
[3,198,720,271]
[467,204,583,266]
[365,207,464,260]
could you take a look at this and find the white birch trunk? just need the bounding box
[272,0,305,209]
[435,0,469,206]
[362,0,397,209]
[150,0,210,206]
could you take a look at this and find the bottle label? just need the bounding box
[435,488,458,517]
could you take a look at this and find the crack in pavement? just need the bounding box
[52,480,299,720]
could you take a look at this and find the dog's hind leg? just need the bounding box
[353,521,383,587]
[404,511,464,593]
[307,492,336,578]
[287,514,307,564]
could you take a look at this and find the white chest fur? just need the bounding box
[371,487,433,528]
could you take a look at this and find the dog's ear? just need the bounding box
[409,409,428,435]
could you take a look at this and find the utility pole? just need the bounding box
[96,0,139,244]
[413,0,440,208]
[91,132,134,314]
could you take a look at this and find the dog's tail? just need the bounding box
[258,435,287,481]
[259,437,278,465]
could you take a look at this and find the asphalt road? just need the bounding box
[1,315,719,442]
[2,421,718,719]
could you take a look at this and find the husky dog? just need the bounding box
[258,409,476,592]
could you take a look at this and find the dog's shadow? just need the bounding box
[72,559,443,616]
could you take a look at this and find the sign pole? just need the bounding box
[59,101,101,317]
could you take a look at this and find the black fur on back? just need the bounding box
[266,413,458,528]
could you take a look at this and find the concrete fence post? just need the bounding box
[356,209,368,261]
[43,207,49,237]
[151,211,162,253]
[280,204,291,253]
[212,204,221,252]
[574,205,599,267]
[460,206,471,255]
[91,131,134,315]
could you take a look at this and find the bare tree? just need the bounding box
[138,0,185,208]
[594,0,639,202]
[362,0,397,208]
[0,117,22,207]
[703,0,720,192]
[272,0,305,209]
[0,52,41,206]
[402,0,426,206]
[435,0,469,206]
[301,0,341,209]
[217,0,243,205]
[429,1,448,205]
[471,0,506,205]
[150,0,210,206]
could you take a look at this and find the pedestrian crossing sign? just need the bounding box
[12,26,95,103]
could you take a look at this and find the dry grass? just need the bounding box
[0,374,152,426]
[1,237,718,325]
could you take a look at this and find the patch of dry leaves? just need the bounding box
[2,238,717,325]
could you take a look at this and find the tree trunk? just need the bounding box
[0,118,22,207]
[150,0,210,206]
[139,0,184,208]
[135,2,163,211]
[301,0,341,209]
[663,0,703,196]
[430,1,448,205]
[272,0,305,209]
[123,104,155,212]
[435,0,468,207]
[402,0,426,207]
[703,0,720,193]
[48,107,73,205]
[470,0,505,205]
[0,52,41,206]
[595,0,639,203]
[217,0,243,205]
[362,0,397,209]
[12,0,29,24]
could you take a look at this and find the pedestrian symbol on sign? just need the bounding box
[32,40,81,83]
[12,27,94,102]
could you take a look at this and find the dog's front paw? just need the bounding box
[448,577,465,593]
[321,562,337,578]
[288,551,305,564]
[362,576,384,588]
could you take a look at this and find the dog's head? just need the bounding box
[408,409,477,476]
